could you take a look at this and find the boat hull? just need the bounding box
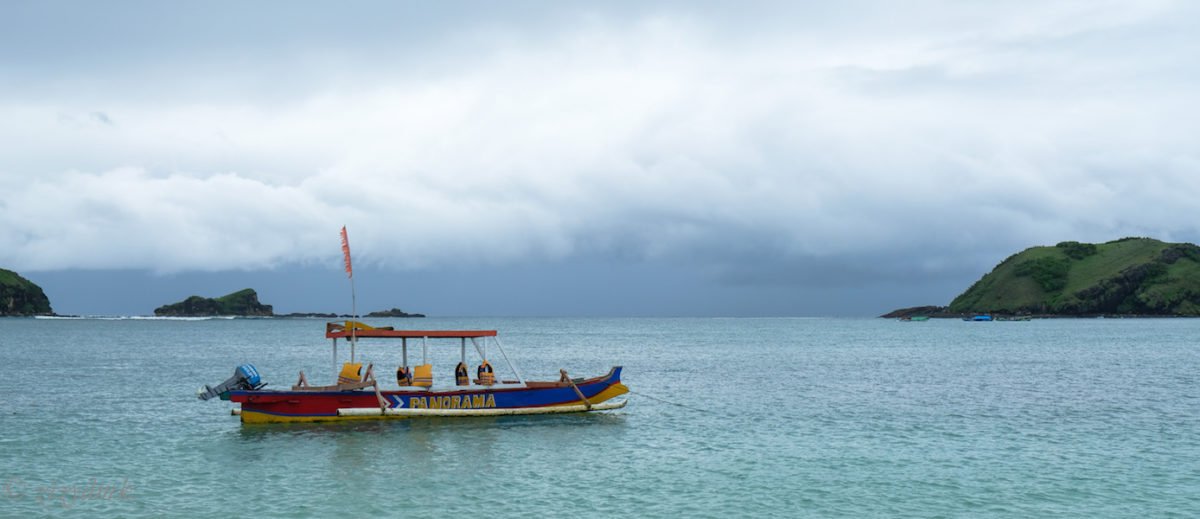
[229,366,627,424]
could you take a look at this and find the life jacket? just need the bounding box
[413,364,434,387]
[455,362,469,386]
[396,366,412,386]
[477,361,495,386]
[338,363,363,384]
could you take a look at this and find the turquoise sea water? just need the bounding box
[1,317,1198,517]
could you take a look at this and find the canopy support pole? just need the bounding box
[471,337,486,361]
[494,337,525,384]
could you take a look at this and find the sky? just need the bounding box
[2,1,1199,317]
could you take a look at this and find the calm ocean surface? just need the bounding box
[1,316,1197,517]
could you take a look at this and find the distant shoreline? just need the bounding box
[880,305,1200,319]
[17,314,424,320]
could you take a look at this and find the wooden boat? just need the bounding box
[199,321,629,424]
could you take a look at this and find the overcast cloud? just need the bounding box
[2,1,1198,315]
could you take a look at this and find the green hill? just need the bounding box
[154,288,274,316]
[948,238,1200,316]
[0,268,53,316]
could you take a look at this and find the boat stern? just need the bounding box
[584,366,628,405]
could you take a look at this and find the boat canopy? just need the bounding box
[326,329,498,340]
[324,321,521,384]
[325,321,497,340]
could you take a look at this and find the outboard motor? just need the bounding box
[197,364,265,400]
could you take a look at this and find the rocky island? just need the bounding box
[0,268,53,316]
[885,238,1200,318]
[365,308,425,318]
[154,288,274,317]
[154,289,423,318]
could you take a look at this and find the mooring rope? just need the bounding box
[627,390,712,414]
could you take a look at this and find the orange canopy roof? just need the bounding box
[326,329,498,340]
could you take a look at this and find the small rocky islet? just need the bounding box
[153,289,424,318]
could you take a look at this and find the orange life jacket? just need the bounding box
[455,362,469,386]
[413,364,433,387]
[338,363,362,384]
[477,361,495,386]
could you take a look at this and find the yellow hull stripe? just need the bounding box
[543,382,629,407]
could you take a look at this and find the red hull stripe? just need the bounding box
[233,367,624,418]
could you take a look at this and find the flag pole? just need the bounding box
[341,226,357,364]
[350,269,357,363]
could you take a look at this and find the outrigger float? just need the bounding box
[199,321,629,424]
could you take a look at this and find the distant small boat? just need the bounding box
[966,315,993,321]
[900,316,930,322]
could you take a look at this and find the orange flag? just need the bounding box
[340,226,353,278]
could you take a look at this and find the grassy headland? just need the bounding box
[947,238,1200,316]
[0,268,53,316]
